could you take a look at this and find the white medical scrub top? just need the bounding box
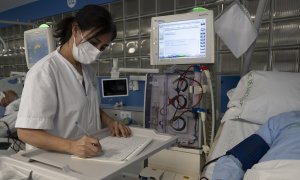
[15,48,101,140]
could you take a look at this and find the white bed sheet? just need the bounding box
[202,118,260,179]
[244,160,300,180]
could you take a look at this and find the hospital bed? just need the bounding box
[0,75,24,97]
[0,74,24,130]
[202,70,300,179]
[0,107,24,155]
[0,74,24,116]
[0,75,25,153]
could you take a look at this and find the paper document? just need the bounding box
[72,136,152,163]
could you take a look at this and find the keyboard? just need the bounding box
[89,136,152,163]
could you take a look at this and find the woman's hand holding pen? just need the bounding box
[69,136,101,158]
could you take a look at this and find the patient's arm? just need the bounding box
[212,129,271,180]
[211,114,278,180]
[212,155,244,180]
[17,128,101,158]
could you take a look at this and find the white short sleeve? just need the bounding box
[16,65,57,129]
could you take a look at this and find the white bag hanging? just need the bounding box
[214,1,258,58]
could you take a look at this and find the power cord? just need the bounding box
[0,121,24,152]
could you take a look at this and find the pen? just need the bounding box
[75,121,90,136]
[75,121,99,147]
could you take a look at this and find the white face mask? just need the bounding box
[72,33,103,64]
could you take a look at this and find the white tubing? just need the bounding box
[201,112,207,146]
[118,68,159,73]
[201,111,210,160]
[204,70,215,146]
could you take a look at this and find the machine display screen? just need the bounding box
[150,11,214,65]
[158,19,207,61]
[101,78,129,98]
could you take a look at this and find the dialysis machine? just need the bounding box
[144,10,215,177]
[148,9,215,150]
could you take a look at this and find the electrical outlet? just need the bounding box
[120,111,132,119]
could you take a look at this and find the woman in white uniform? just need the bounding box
[15,5,131,158]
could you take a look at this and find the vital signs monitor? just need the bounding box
[101,78,129,98]
[150,11,214,65]
[24,27,55,69]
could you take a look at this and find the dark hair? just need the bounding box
[54,5,117,45]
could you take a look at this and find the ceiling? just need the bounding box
[0,0,38,13]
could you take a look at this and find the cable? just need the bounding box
[169,95,187,110]
[11,137,24,152]
[170,116,186,131]
[0,121,25,152]
[182,65,194,77]
[200,177,209,180]
[174,78,189,92]
[201,154,228,173]
[159,104,168,116]
[169,109,190,131]
[175,65,194,79]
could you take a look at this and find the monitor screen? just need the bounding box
[101,78,129,98]
[24,27,55,69]
[150,11,214,65]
